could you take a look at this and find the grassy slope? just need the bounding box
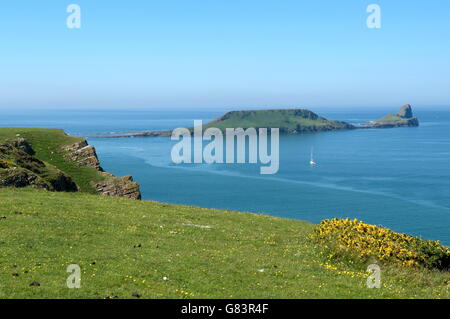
[0,188,448,299]
[0,128,105,193]
[375,114,411,124]
[202,109,351,131]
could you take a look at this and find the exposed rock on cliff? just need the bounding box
[50,172,79,192]
[0,167,52,190]
[13,138,34,155]
[62,139,141,200]
[91,173,141,200]
[62,141,103,171]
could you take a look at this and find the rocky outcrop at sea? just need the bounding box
[397,104,414,118]
[359,104,419,128]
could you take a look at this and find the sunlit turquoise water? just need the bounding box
[2,107,449,244]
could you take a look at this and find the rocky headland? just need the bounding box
[0,132,141,200]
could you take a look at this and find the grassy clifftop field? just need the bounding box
[0,188,449,299]
[0,128,448,299]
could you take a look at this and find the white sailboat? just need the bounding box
[309,147,316,166]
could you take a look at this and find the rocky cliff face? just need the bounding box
[62,140,103,170]
[62,140,141,200]
[13,137,34,155]
[397,104,414,118]
[91,173,141,200]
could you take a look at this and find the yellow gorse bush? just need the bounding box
[314,218,450,270]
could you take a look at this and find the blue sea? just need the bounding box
[1,107,449,245]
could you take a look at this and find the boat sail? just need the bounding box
[310,147,316,166]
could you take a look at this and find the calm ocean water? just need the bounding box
[1,107,449,244]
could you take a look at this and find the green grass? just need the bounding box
[0,128,105,193]
[202,109,352,132]
[0,187,448,299]
[375,114,411,124]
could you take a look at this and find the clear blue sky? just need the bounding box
[0,0,449,109]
